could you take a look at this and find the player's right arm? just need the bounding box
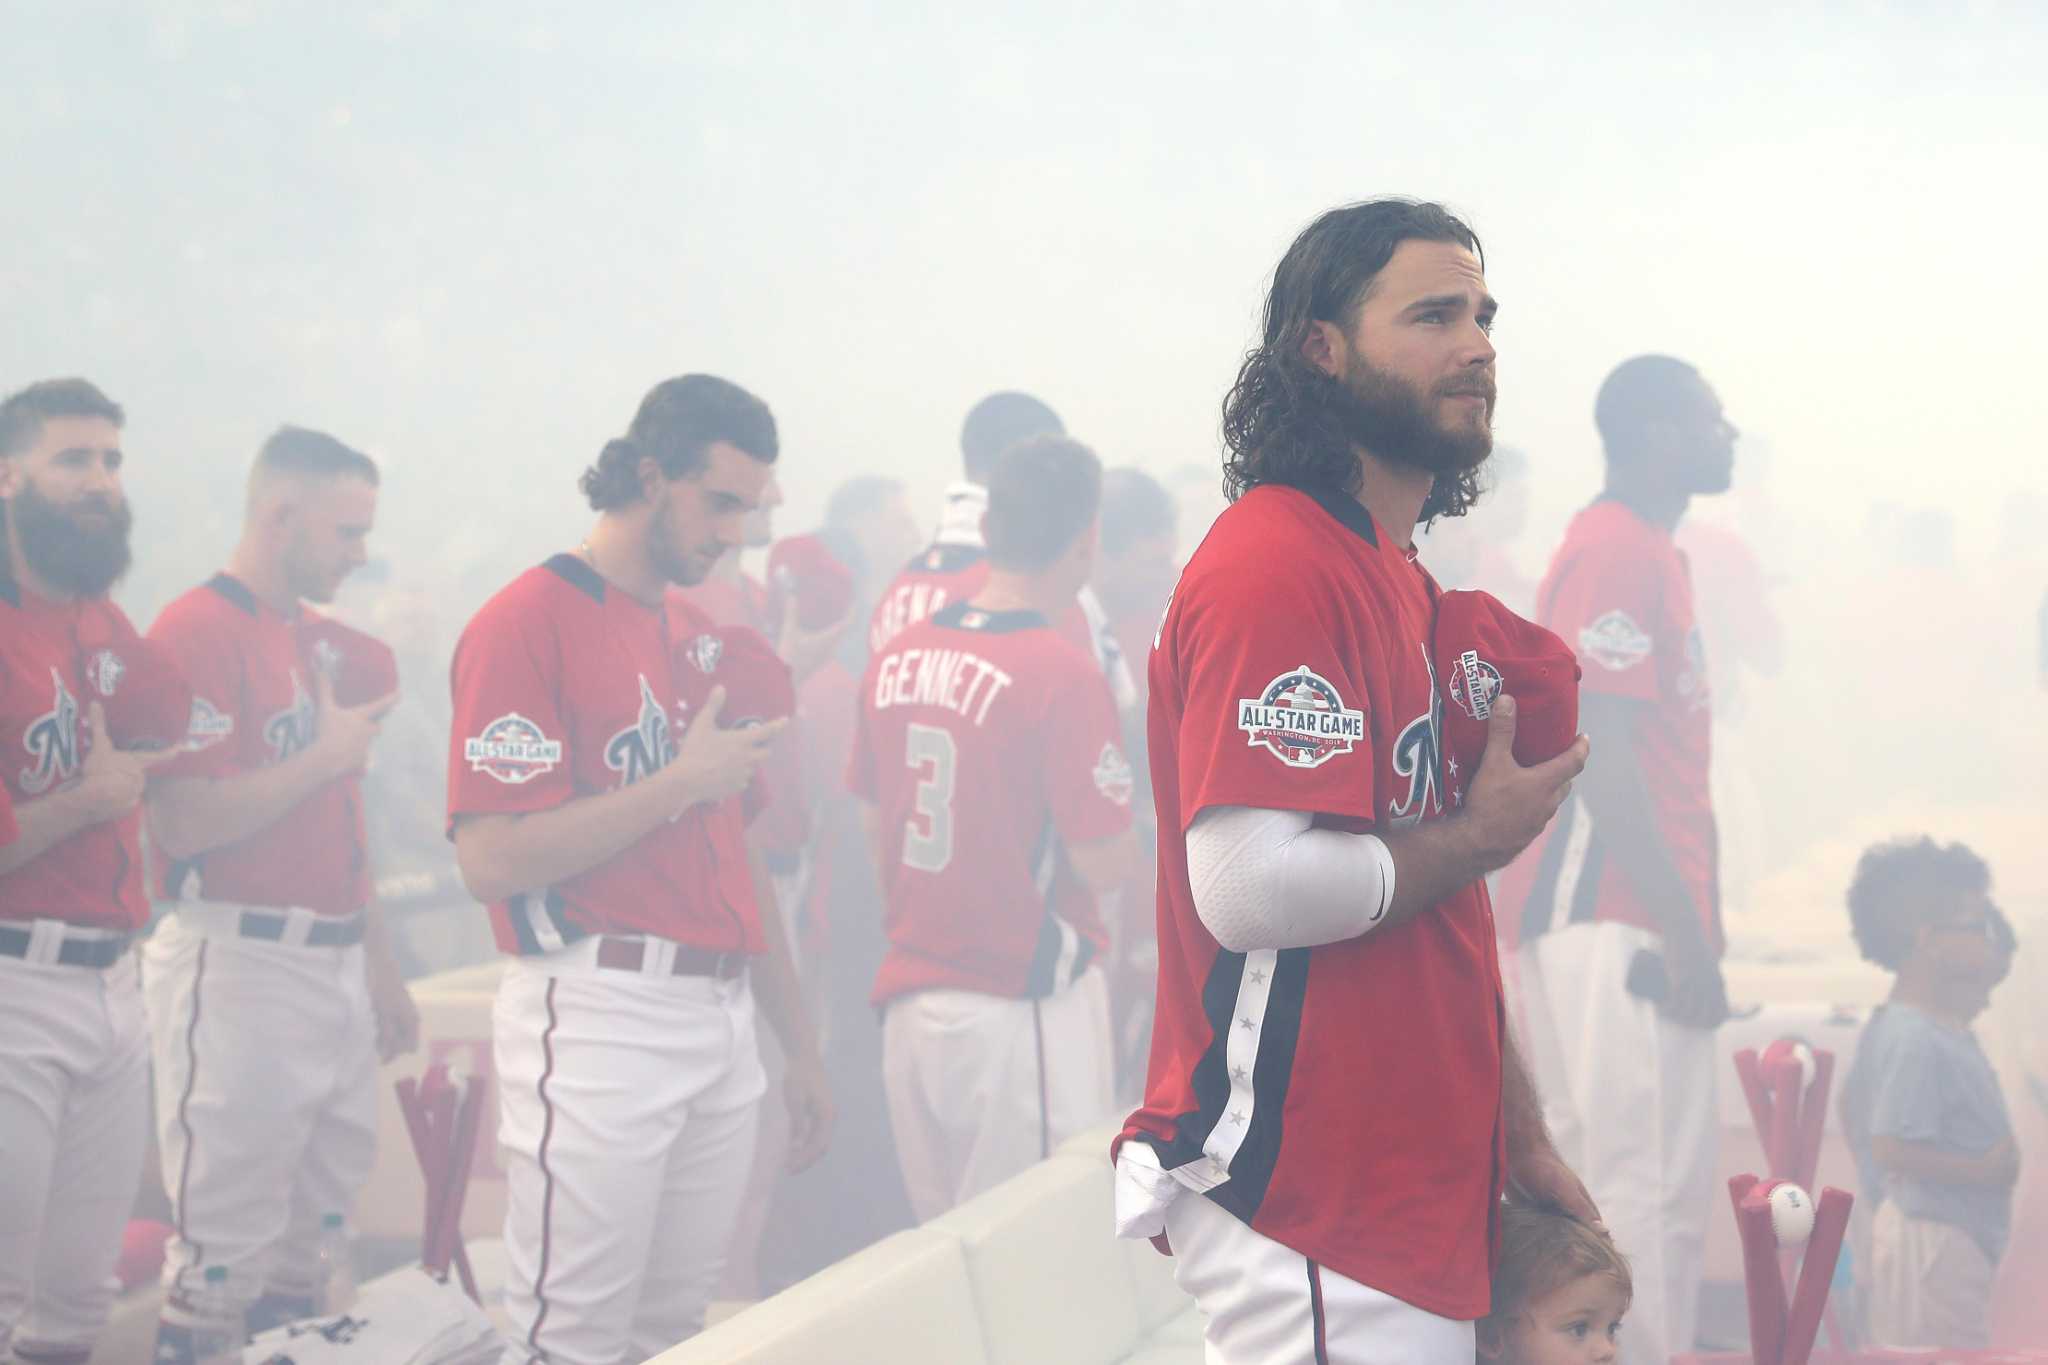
[1188,698,1584,950]
[453,686,781,903]
[146,669,396,860]
[1,702,172,876]
[1547,538,1725,1027]
[1173,558,1580,954]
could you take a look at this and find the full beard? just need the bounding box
[7,483,134,597]
[1329,358,1494,479]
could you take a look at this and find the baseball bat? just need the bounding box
[1795,1050,1837,1192]
[1780,1186,1852,1365]
[1734,1049,1775,1152]
[1767,1057,1801,1180]
[1736,1185,1789,1365]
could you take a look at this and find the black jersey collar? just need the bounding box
[204,572,260,615]
[1301,484,1380,546]
[543,552,606,603]
[931,599,1046,634]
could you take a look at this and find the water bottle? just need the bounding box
[316,1211,357,1313]
[188,1265,242,1365]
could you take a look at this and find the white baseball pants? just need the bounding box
[1508,920,1720,1365]
[0,944,149,1364]
[1163,1189,1474,1364]
[142,907,380,1324]
[881,965,1115,1222]
[492,949,767,1365]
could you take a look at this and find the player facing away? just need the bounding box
[1112,200,1598,1365]
[1495,354,1737,1364]
[447,375,832,1365]
[849,435,1139,1219]
[140,427,420,1360]
[867,392,1138,716]
[0,379,183,1365]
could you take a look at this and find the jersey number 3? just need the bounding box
[902,722,957,873]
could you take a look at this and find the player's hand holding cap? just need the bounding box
[707,625,797,727]
[1431,589,1581,773]
[766,533,855,631]
[96,636,196,752]
[298,613,401,706]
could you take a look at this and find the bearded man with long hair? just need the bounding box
[1114,200,1599,1363]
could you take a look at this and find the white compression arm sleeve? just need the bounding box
[1185,805,1397,953]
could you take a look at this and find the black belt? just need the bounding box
[233,909,366,947]
[0,923,134,969]
[595,936,748,979]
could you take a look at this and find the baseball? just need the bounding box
[1765,1180,1815,1247]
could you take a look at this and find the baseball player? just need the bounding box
[1112,200,1597,1364]
[140,427,419,1362]
[447,374,832,1365]
[849,435,1138,1220]
[1495,354,1738,1365]
[867,392,1138,715]
[0,378,186,1365]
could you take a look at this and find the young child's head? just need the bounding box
[1848,836,2014,1014]
[1478,1204,1631,1365]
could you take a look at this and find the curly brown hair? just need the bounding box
[1221,198,1487,524]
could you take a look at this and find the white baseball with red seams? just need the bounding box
[1765,1180,1816,1247]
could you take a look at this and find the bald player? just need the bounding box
[141,427,418,1361]
[851,435,1138,1218]
[0,378,181,1365]
[1496,354,1737,1364]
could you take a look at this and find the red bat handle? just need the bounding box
[1780,1187,1852,1365]
[1737,1188,1789,1365]
[1796,1051,1836,1191]
[1768,1060,1802,1180]
[1735,1049,1775,1148]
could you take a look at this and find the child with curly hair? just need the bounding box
[1838,836,2018,1350]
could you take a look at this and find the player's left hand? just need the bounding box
[370,970,422,1062]
[1509,1142,1603,1230]
[782,1049,836,1173]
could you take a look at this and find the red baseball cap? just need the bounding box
[92,636,195,752]
[296,614,400,706]
[710,625,796,728]
[766,534,855,631]
[1431,589,1580,774]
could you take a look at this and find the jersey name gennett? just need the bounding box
[871,646,1014,727]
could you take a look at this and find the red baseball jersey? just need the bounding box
[0,574,163,929]
[448,554,762,956]
[0,783,14,848]
[868,544,990,656]
[146,576,373,916]
[1117,485,1506,1320]
[1496,499,1720,952]
[849,600,1134,1005]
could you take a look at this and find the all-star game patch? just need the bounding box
[1578,609,1653,672]
[1237,664,1365,769]
[1448,649,1502,720]
[465,712,564,784]
[1092,742,1135,806]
